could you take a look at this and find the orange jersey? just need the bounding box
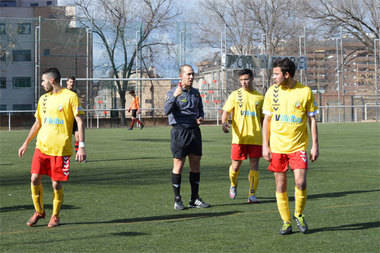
[129,96,140,110]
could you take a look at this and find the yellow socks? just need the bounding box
[295,187,307,216]
[248,170,259,196]
[229,165,240,187]
[276,192,291,223]
[31,183,44,214]
[52,187,64,217]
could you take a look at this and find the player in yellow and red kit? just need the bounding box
[18,68,86,228]
[222,69,264,203]
[262,58,319,235]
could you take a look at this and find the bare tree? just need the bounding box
[303,0,380,51]
[74,0,179,125]
[195,0,306,89]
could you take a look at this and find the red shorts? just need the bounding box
[31,149,71,181]
[231,144,262,160]
[268,151,308,173]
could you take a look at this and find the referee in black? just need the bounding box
[164,64,210,210]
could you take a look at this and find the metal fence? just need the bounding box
[1,104,379,131]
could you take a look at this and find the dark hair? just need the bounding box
[42,68,61,84]
[179,64,193,74]
[68,76,76,81]
[238,69,254,78]
[129,90,135,94]
[272,58,296,78]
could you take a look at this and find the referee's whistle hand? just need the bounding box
[196,117,203,125]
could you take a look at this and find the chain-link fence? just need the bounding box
[1,17,379,127]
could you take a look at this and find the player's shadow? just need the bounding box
[111,232,148,237]
[63,211,239,226]
[0,204,79,213]
[85,157,163,163]
[122,138,169,142]
[307,221,380,234]
[288,189,380,201]
[212,198,276,207]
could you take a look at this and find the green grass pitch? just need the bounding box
[0,123,379,252]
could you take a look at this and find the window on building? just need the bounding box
[13,77,31,88]
[13,104,33,110]
[46,1,53,6]
[0,53,5,62]
[43,49,50,56]
[0,78,6,88]
[0,23,5,35]
[30,3,39,7]
[13,50,31,62]
[17,23,31,34]
[0,1,16,7]
[0,105,7,111]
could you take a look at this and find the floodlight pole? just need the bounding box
[34,16,41,109]
[86,28,92,128]
[375,38,379,121]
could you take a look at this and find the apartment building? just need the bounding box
[0,0,92,111]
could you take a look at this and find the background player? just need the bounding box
[222,69,264,203]
[66,76,80,152]
[127,90,144,130]
[262,58,319,235]
[18,68,86,228]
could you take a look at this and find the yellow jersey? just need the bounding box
[223,88,264,145]
[263,82,318,154]
[35,88,84,156]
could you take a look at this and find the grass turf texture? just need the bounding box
[0,123,379,252]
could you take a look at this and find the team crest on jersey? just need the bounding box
[58,105,63,112]
[295,102,301,109]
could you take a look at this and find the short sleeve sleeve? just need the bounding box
[223,92,235,112]
[306,88,319,117]
[72,94,84,116]
[262,88,273,116]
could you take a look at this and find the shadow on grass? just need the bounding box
[0,231,148,246]
[121,138,170,143]
[288,189,380,201]
[111,231,149,236]
[121,138,215,143]
[62,211,239,226]
[0,204,79,213]
[307,221,380,234]
[85,157,165,163]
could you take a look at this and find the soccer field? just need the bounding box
[0,123,379,252]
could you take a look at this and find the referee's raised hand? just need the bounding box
[173,83,182,97]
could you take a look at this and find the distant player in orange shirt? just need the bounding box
[127,90,144,130]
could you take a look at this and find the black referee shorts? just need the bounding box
[131,109,137,118]
[170,125,202,159]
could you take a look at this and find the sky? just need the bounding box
[56,0,215,77]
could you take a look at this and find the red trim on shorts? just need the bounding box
[268,151,308,173]
[231,144,262,160]
[31,149,71,181]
